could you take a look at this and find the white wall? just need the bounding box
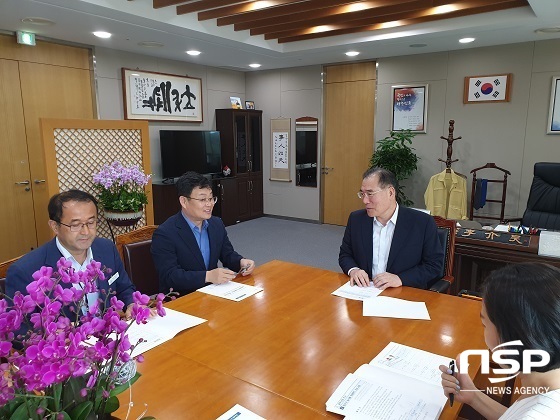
[94,47,246,181]
[246,66,323,221]
[376,40,560,220]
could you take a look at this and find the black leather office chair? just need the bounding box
[428,216,456,293]
[520,162,560,230]
[116,226,159,297]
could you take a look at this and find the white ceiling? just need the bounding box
[1,0,560,71]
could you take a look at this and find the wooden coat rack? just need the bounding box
[439,120,462,171]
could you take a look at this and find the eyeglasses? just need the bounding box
[357,189,386,199]
[187,196,218,205]
[58,219,99,232]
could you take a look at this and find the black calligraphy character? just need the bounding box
[160,81,172,113]
[171,89,181,112]
[181,84,196,109]
[142,85,164,111]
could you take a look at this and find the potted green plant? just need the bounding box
[369,129,419,206]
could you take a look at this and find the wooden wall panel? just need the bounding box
[0,59,37,261]
[324,61,376,84]
[19,62,95,244]
[322,61,375,226]
[0,34,91,69]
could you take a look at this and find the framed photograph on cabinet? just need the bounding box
[122,68,202,122]
[464,74,511,103]
[547,76,560,134]
[391,84,428,133]
[230,97,242,109]
[245,100,255,109]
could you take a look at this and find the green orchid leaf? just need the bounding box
[52,382,62,412]
[102,395,120,414]
[10,398,38,420]
[69,401,93,420]
[110,372,142,397]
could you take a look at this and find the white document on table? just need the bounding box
[216,404,265,420]
[326,342,450,420]
[362,296,430,320]
[198,281,263,301]
[332,281,383,301]
[128,308,206,356]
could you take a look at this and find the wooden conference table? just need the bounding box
[115,260,485,419]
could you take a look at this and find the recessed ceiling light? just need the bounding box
[432,5,458,14]
[534,27,560,34]
[21,17,55,26]
[138,41,164,48]
[186,50,201,56]
[409,43,427,48]
[459,37,475,44]
[93,31,111,39]
[249,63,261,68]
[345,51,360,57]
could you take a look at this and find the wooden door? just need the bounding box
[236,177,250,221]
[19,61,94,245]
[0,59,37,261]
[322,62,375,226]
[219,177,239,226]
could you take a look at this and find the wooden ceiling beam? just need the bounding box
[217,0,419,26]
[177,0,251,15]
[153,0,196,9]
[196,0,304,20]
[274,1,527,42]
[238,1,428,34]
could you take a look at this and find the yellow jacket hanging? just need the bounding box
[424,169,468,219]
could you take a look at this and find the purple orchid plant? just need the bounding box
[93,161,151,213]
[0,257,166,419]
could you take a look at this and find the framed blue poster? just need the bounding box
[391,84,428,133]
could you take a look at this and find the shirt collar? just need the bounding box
[55,236,93,265]
[437,169,459,184]
[374,203,399,227]
[182,213,208,232]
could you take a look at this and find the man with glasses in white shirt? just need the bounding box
[7,189,136,316]
[339,167,443,290]
[151,171,255,296]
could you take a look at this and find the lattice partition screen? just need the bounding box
[42,119,152,241]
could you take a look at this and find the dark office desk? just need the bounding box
[452,228,560,293]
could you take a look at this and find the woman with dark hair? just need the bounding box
[440,262,560,419]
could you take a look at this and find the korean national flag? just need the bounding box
[467,75,509,102]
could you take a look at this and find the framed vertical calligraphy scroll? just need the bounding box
[270,118,292,182]
[122,68,203,122]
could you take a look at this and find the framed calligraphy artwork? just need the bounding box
[122,68,203,122]
[270,118,291,182]
[391,84,428,133]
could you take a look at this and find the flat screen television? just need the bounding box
[160,130,222,179]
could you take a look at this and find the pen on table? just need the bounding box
[449,360,455,407]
